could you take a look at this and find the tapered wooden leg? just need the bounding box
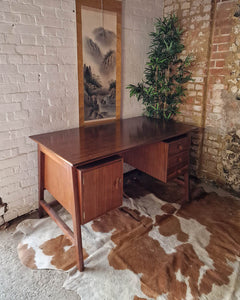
[184,133,191,203]
[184,171,190,202]
[38,146,45,218]
[72,167,84,272]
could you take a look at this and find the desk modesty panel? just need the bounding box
[30,116,196,272]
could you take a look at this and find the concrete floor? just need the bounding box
[0,212,80,300]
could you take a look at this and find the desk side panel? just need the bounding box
[42,148,74,214]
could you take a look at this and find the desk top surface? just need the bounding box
[30,116,196,166]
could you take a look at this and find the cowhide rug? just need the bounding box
[16,183,240,300]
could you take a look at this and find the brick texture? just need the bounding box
[0,0,163,222]
[2,0,238,222]
[164,0,213,177]
[202,0,240,186]
[0,0,79,222]
[164,0,240,191]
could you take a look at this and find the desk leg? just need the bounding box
[72,167,84,272]
[38,146,45,218]
[184,171,190,202]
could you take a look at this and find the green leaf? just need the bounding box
[126,14,194,120]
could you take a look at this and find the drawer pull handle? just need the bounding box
[177,169,182,175]
[178,145,183,151]
[178,157,183,163]
[114,177,122,189]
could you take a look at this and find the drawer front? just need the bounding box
[168,136,189,156]
[167,165,189,181]
[167,151,189,175]
[78,156,123,224]
[162,135,190,181]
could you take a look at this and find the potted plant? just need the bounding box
[127,14,193,120]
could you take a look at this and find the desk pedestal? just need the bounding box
[38,146,123,271]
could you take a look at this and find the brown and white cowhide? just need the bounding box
[16,192,240,300]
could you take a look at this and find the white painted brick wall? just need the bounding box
[0,0,78,221]
[0,0,163,222]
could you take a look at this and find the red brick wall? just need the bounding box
[164,0,240,192]
[202,0,240,187]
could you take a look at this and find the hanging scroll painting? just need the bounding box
[76,0,122,126]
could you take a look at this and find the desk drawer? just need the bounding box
[163,135,190,180]
[168,165,189,181]
[167,151,189,175]
[78,156,123,224]
[164,135,189,156]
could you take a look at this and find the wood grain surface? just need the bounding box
[30,116,196,167]
[78,156,123,224]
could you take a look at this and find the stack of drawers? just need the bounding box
[164,135,190,181]
[122,134,191,183]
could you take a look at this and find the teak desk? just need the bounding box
[30,116,196,271]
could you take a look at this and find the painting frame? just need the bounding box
[76,0,122,126]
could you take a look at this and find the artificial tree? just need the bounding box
[127,14,193,120]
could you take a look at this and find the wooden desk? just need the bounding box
[30,116,196,271]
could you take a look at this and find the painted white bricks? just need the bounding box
[11,3,41,15]
[0,0,79,222]
[34,0,62,9]
[16,45,44,55]
[0,0,164,222]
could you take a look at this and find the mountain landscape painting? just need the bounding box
[81,6,117,122]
